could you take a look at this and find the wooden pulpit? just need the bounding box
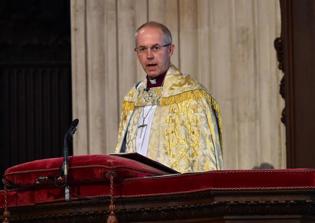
[1,154,315,223]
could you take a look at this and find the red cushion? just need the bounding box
[4,154,169,187]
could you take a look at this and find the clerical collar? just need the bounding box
[146,72,166,89]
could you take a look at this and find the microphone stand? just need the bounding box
[62,119,79,201]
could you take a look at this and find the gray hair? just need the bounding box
[135,21,172,46]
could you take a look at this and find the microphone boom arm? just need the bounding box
[62,119,79,201]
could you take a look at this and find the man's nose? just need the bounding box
[146,48,154,59]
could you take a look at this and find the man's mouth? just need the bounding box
[146,63,157,68]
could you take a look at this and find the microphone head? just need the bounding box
[69,119,79,134]
[72,119,79,126]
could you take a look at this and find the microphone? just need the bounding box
[62,119,79,201]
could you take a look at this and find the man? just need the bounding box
[116,21,223,172]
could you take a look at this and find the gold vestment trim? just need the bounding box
[122,89,223,146]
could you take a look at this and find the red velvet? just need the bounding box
[2,168,315,208]
[0,184,112,208]
[4,154,169,187]
[120,168,315,196]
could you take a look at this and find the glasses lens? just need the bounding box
[135,43,171,54]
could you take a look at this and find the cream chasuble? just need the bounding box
[116,65,223,173]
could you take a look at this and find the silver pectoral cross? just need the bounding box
[138,122,147,136]
[138,123,147,128]
[138,112,148,137]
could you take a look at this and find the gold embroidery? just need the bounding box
[161,89,213,106]
[135,87,162,106]
[160,89,223,146]
[123,101,134,112]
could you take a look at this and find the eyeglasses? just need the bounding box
[134,43,171,54]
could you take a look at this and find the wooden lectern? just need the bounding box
[1,154,315,223]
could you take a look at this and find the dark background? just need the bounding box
[0,0,72,187]
[279,0,315,168]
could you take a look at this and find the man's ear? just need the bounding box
[169,44,175,56]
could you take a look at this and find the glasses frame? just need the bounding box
[134,43,171,54]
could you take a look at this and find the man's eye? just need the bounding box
[152,45,161,51]
[138,47,146,52]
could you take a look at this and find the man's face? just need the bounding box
[135,27,174,78]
